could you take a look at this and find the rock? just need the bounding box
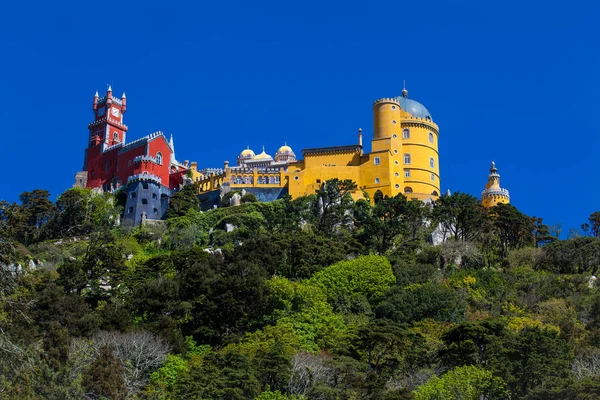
[230,192,242,207]
[225,223,237,233]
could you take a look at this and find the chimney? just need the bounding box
[358,128,363,147]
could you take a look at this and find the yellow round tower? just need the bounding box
[481,161,510,208]
[396,87,440,200]
[370,97,404,197]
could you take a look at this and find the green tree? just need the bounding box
[312,178,357,235]
[242,192,259,203]
[82,344,128,400]
[173,350,261,400]
[489,203,535,261]
[413,365,508,400]
[582,211,600,238]
[309,255,395,312]
[376,282,466,324]
[166,183,200,218]
[492,327,573,398]
[433,192,489,242]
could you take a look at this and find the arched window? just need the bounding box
[113,132,119,142]
[156,152,163,165]
[404,154,411,164]
[404,187,413,194]
[141,198,148,205]
[374,190,384,204]
[275,176,280,183]
[130,192,136,199]
[429,132,434,143]
[375,177,380,184]
[431,191,439,196]
[430,157,435,168]
[402,128,410,139]
[431,173,435,181]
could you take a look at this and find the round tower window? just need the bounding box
[391,105,396,110]
[394,149,398,154]
[395,184,400,189]
[395,172,399,177]
[394,160,399,165]
[294,176,299,181]
[392,120,397,125]
[392,134,397,138]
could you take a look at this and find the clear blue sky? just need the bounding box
[0,0,597,236]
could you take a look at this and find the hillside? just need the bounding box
[2,180,600,399]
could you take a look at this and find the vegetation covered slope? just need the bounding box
[2,181,600,399]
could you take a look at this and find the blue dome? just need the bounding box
[395,96,432,120]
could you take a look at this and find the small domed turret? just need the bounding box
[237,147,255,165]
[275,143,296,163]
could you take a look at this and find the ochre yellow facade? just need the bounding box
[195,88,442,202]
[481,162,510,208]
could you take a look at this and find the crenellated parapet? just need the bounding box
[401,117,439,134]
[134,155,160,164]
[119,131,164,153]
[373,97,401,107]
[127,173,162,185]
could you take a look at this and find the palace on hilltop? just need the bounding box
[191,87,441,207]
[75,85,509,224]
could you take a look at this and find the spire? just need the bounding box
[121,92,126,98]
[107,84,112,92]
[401,80,408,98]
[169,134,176,164]
[94,91,99,97]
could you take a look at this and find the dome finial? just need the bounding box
[401,80,408,98]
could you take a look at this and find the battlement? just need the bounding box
[230,166,283,173]
[134,155,159,164]
[481,188,510,198]
[373,97,400,106]
[88,117,128,130]
[127,173,162,184]
[198,167,225,175]
[97,96,123,106]
[104,142,124,152]
[119,131,164,152]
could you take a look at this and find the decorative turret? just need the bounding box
[238,146,255,165]
[106,85,113,105]
[93,91,99,110]
[121,92,127,113]
[481,161,510,208]
[275,143,296,163]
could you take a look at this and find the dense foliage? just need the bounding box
[2,182,600,399]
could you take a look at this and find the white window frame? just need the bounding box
[374,157,381,165]
[404,154,411,164]
[404,169,411,178]
[430,157,435,168]
[402,128,410,139]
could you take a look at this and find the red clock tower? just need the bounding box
[85,86,128,189]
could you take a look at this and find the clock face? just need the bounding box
[111,107,120,117]
[97,106,106,117]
